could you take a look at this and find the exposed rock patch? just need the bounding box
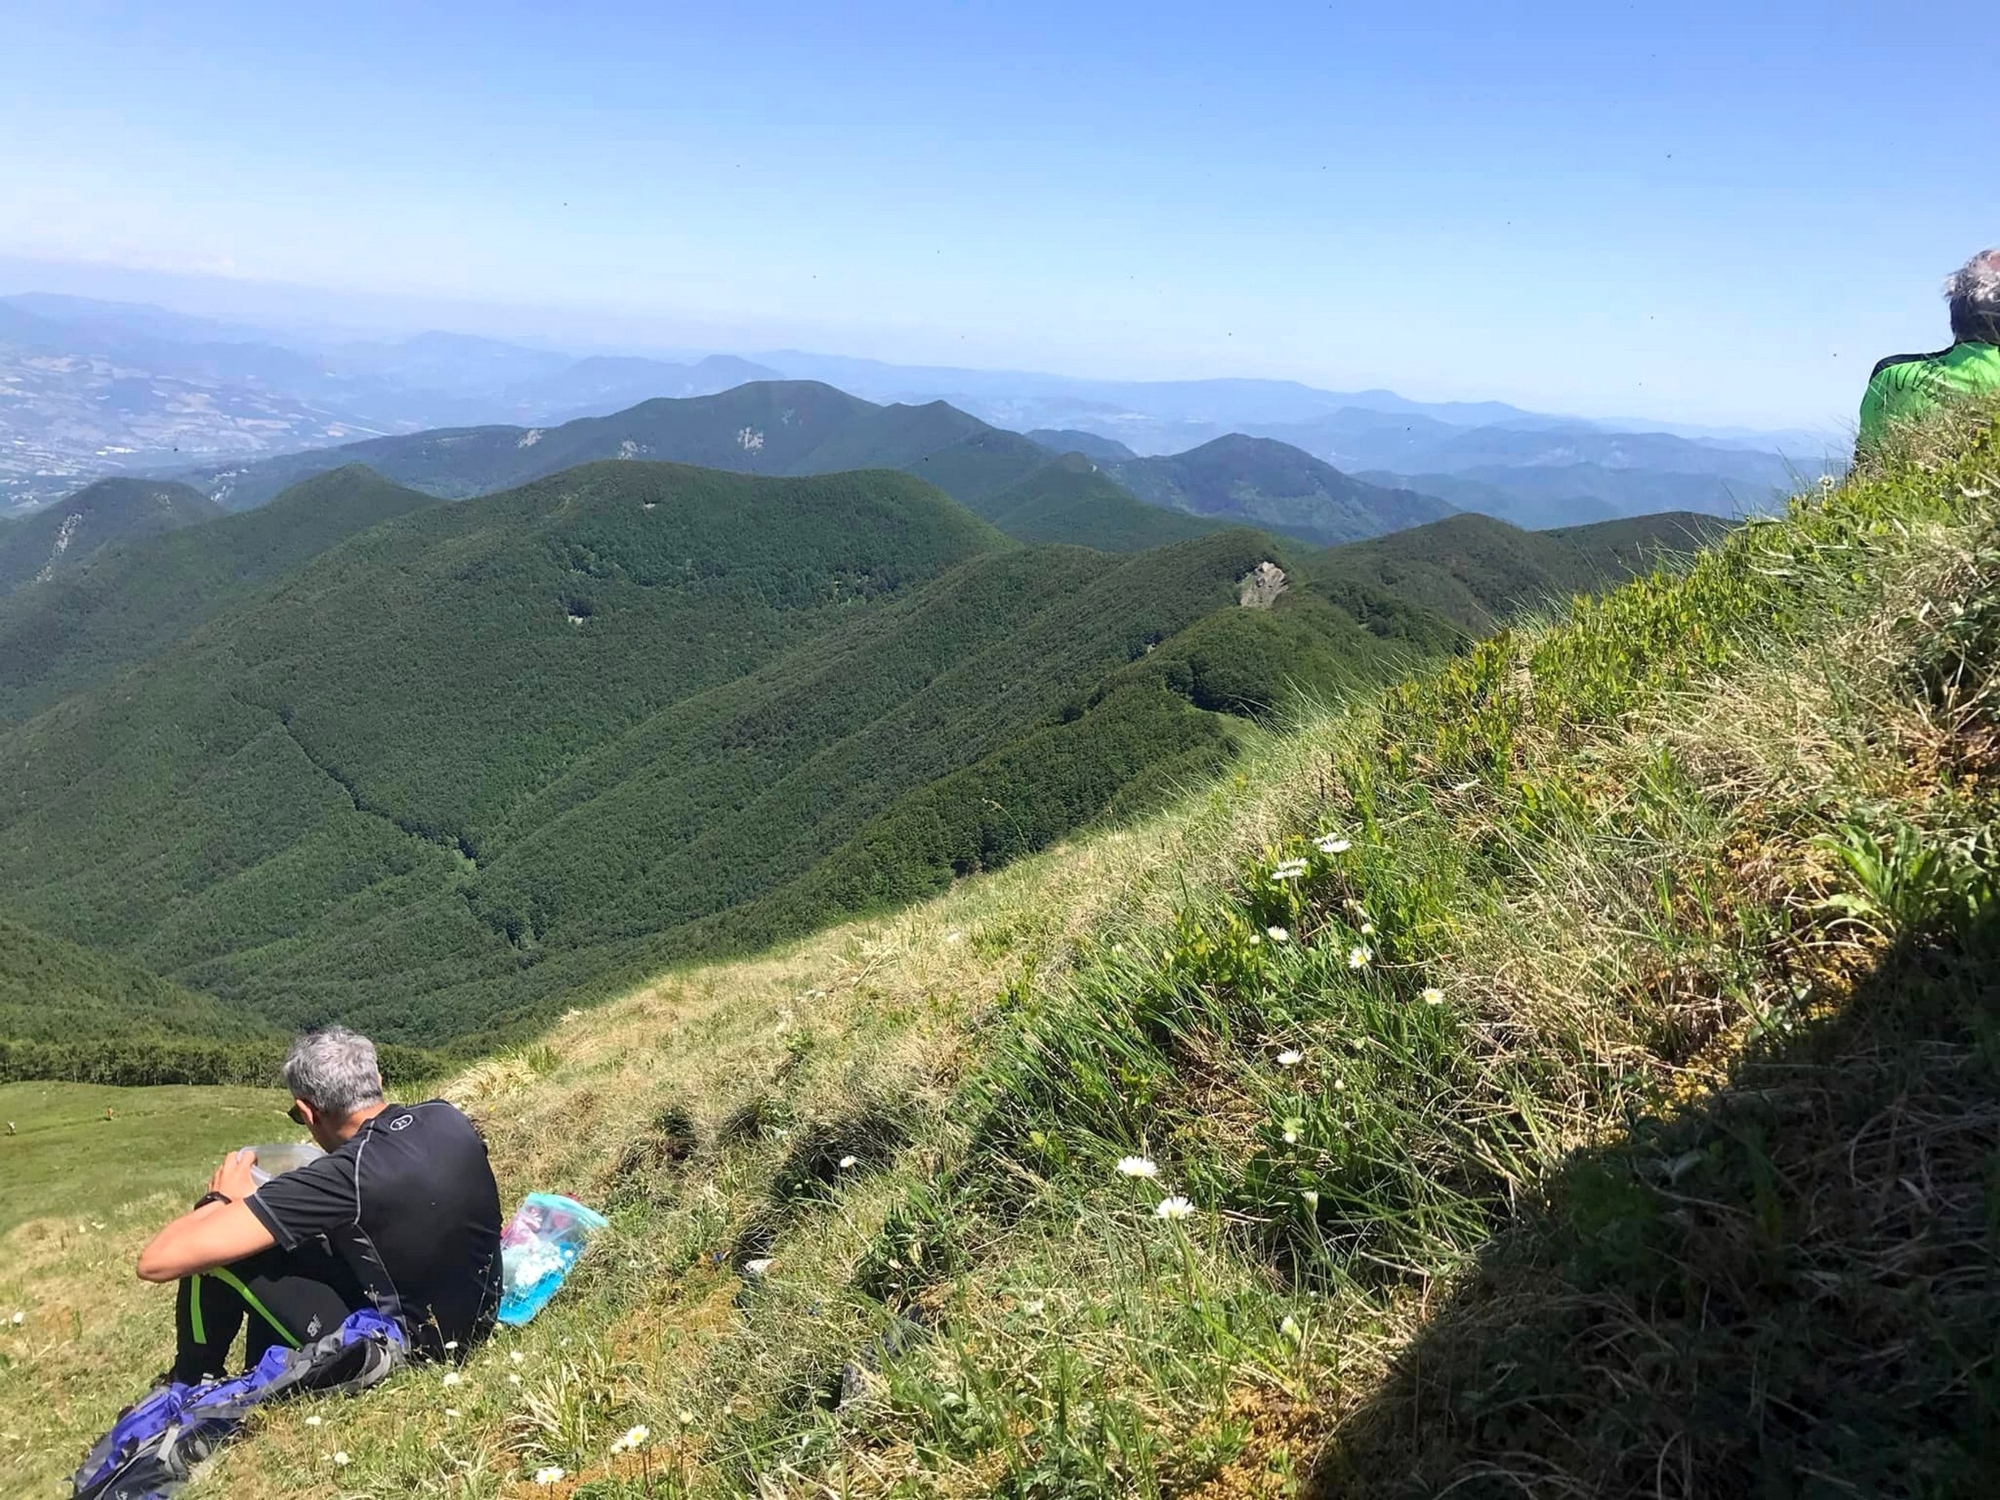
[1238,560,1287,609]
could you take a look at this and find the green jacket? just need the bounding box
[1858,340,2000,452]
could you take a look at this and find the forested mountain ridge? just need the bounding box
[0,460,1419,1049]
[1110,434,1457,544]
[0,466,444,723]
[1302,509,1734,633]
[179,381,1453,551]
[190,381,994,507]
[0,916,272,1046]
[0,477,221,595]
[960,452,1237,551]
[0,447,1728,1060]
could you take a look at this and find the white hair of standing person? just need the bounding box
[1945,248,2000,344]
[283,1026,385,1117]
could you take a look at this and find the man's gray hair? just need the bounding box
[1946,248,2000,344]
[284,1026,385,1117]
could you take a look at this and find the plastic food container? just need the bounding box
[498,1192,608,1326]
[241,1141,325,1186]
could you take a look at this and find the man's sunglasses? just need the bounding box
[287,1102,309,1127]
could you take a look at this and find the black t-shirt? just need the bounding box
[246,1100,502,1359]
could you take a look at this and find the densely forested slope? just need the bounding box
[898,426,1057,505]
[1027,427,1140,462]
[1306,509,1733,633]
[0,466,443,723]
[967,453,1236,551]
[0,478,221,594]
[0,916,271,1045]
[0,460,1421,1049]
[1110,434,1456,544]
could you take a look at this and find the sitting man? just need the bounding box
[1858,248,2000,454]
[136,1027,502,1381]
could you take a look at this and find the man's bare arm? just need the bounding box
[135,1149,276,1282]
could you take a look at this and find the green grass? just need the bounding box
[0,1080,292,1233]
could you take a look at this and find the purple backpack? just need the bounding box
[71,1309,406,1499]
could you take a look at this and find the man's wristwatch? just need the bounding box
[194,1190,233,1209]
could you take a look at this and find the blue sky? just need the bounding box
[2,1,1991,428]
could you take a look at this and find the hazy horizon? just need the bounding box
[4,2,1993,430]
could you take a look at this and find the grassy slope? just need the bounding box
[0,1081,292,1234]
[9,408,1992,1495]
[0,466,444,723]
[0,478,221,595]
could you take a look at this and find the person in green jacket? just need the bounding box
[1858,249,2000,455]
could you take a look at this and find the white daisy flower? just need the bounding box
[304,1415,322,1427]
[445,1407,461,1418]
[1114,1156,1159,1179]
[1276,1049,1303,1067]
[679,1409,696,1425]
[510,1350,525,1364]
[838,1155,858,1169]
[9,1311,23,1325]
[1422,986,1445,1005]
[1347,945,1373,969]
[508,1373,522,1386]
[1301,1189,1320,1209]
[332,1451,351,1466]
[623,1424,650,1448]
[1269,858,1309,883]
[443,1340,459,1351]
[1155,1195,1196,1220]
[534,1466,566,1485]
[1282,1116,1303,1145]
[1266,925,1290,943]
[1359,921,1376,937]
[1280,1313,1304,1342]
[1314,835,1351,855]
[441,1371,461,1387]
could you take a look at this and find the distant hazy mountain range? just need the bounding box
[0,293,777,509]
[0,292,1841,525]
[151,381,1453,550]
